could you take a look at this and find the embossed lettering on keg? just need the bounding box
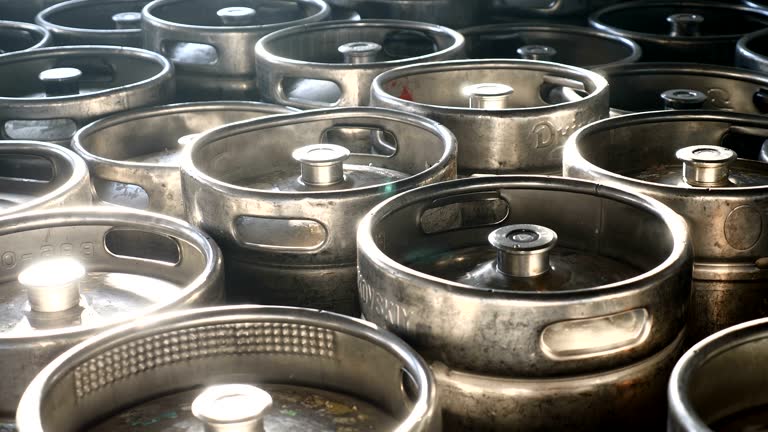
[0,21,51,54]
[0,207,223,427]
[590,1,768,65]
[598,63,768,116]
[36,0,148,47]
[0,46,174,145]
[563,111,768,343]
[357,176,692,431]
[370,59,609,175]
[255,19,465,109]
[461,24,641,69]
[142,0,329,101]
[181,107,456,315]
[0,141,91,217]
[324,0,481,28]
[15,306,440,431]
[668,318,768,432]
[72,101,296,218]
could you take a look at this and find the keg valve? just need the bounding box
[661,89,708,110]
[668,13,704,37]
[217,7,257,26]
[676,145,736,187]
[112,12,142,29]
[517,45,557,62]
[339,42,382,64]
[464,83,514,109]
[18,257,84,313]
[489,224,557,278]
[39,67,82,97]
[293,144,350,186]
[192,384,272,432]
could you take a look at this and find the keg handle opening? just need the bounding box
[676,145,736,187]
[293,144,350,186]
[18,257,85,314]
[217,6,257,26]
[517,45,557,61]
[661,89,708,110]
[112,12,142,29]
[192,384,272,432]
[39,67,82,97]
[668,13,704,37]
[489,224,557,278]
[339,41,382,64]
[464,83,515,109]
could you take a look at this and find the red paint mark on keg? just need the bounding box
[399,86,414,101]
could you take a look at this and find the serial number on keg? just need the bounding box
[358,273,411,331]
[1,242,96,269]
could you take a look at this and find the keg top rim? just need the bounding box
[256,18,465,68]
[564,110,768,193]
[36,0,147,36]
[589,0,768,41]
[0,20,51,52]
[371,58,608,114]
[357,175,690,300]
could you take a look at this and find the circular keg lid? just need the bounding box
[36,0,148,46]
[16,306,438,431]
[590,1,768,41]
[185,108,455,195]
[372,59,608,113]
[0,46,173,142]
[0,20,51,54]
[461,24,641,69]
[0,207,221,338]
[144,0,329,29]
[598,62,768,115]
[565,111,768,190]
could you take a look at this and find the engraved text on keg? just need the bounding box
[0,242,96,269]
[358,273,410,330]
[531,116,599,150]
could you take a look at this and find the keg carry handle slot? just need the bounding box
[274,73,345,108]
[160,40,220,67]
[754,88,768,114]
[231,215,329,253]
[0,153,55,183]
[539,308,651,360]
[419,191,510,235]
[103,228,182,266]
[320,125,399,157]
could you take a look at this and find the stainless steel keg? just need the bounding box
[255,19,465,109]
[669,318,768,432]
[590,1,768,66]
[0,207,223,428]
[746,0,768,9]
[15,305,440,432]
[0,46,174,145]
[182,107,456,315]
[324,0,481,29]
[563,111,768,344]
[436,330,685,431]
[35,0,148,47]
[0,21,51,54]
[72,101,297,219]
[357,175,691,430]
[370,59,609,175]
[358,175,691,376]
[142,0,329,101]
[0,141,91,217]
[598,63,768,116]
[461,24,641,69]
[329,4,360,20]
